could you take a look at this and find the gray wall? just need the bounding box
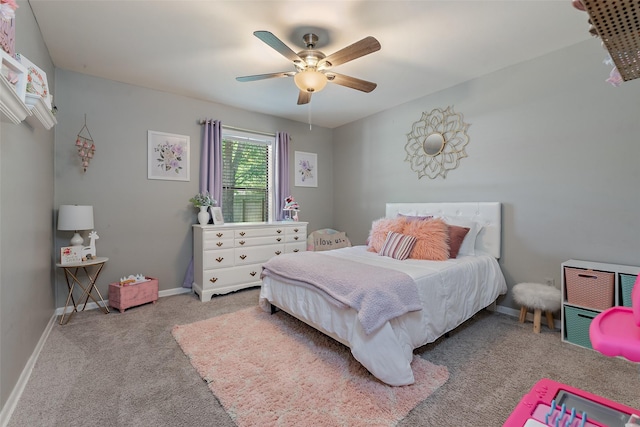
[0,2,56,412]
[3,3,640,418]
[1,3,334,414]
[53,70,334,308]
[332,39,640,309]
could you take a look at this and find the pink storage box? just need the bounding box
[109,277,158,313]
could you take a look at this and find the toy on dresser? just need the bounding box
[108,275,159,313]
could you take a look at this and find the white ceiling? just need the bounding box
[28,0,591,129]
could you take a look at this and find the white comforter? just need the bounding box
[259,246,507,386]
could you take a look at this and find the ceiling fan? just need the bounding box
[236,31,381,105]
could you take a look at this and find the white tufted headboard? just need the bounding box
[385,202,502,259]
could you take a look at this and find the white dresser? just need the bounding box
[192,222,308,301]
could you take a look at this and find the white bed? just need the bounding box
[259,202,507,386]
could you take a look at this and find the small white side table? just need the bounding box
[56,257,110,325]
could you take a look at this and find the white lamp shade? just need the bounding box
[57,205,94,231]
[294,70,328,93]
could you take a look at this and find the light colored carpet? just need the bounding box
[6,288,640,426]
[172,306,449,427]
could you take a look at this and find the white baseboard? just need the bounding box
[0,313,57,427]
[1,286,193,427]
[54,286,192,315]
[495,304,561,330]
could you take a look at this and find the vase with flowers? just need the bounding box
[189,192,217,225]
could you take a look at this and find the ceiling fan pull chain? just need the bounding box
[308,104,312,130]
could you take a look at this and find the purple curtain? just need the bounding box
[183,119,223,288]
[200,120,222,205]
[275,132,290,221]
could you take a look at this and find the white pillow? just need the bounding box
[442,217,483,257]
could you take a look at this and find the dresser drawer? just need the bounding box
[235,245,285,265]
[203,264,262,290]
[285,233,304,243]
[235,227,285,238]
[203,249,234,269]
[203,229,234,241]
[285,226,306,236]
[236,235,285,247]
[285,241,306,253]
[203,237,234,250]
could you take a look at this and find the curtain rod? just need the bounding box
[198,120,276,138]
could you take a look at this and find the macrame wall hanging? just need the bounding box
[75,114,96,172]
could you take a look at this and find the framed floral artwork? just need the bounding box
[294,151,317,187]
[147,130,190,181]
[17,54,52,109]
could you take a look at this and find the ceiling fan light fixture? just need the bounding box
[294,69,328,93]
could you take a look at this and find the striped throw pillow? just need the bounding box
[379,232,417,260]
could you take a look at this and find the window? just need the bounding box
[221,129,274,223]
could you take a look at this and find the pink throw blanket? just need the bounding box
[261,252,422,334]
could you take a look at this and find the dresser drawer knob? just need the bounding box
[294,228,299,232]
[239,240,245,245]
[240,254,247,260]
[293,249,299,253]
[216,233,223,238]
[294,236,299,240]
[209,277,218,283]
[216,242,223,247]
[216,257,223,263]
[276,238,282,242]
[240,231,246,236]
[275,251,282,255]
[277,229,282,234]
[250,271,257,277]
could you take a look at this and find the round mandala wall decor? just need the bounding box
[405,106,470,179]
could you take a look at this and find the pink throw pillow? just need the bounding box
[367,217,407,253]
[403,218,450,261]
[398,213,433,222]
[448,225,470,258]
[379,232,417,260]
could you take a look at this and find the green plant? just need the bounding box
[189,192,216,207]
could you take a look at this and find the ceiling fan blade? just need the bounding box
[254,31,303,64]
[319,36,381,69]
[326,73,377,93]
[297,90,311,105]
[236,72,294,82]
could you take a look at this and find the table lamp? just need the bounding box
[57,205,94,246]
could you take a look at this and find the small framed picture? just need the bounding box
[295,151,318,187]
[17,54,51,109]
[211,207,224,225]
[60,246,83,265]
[147,130,190,181]
[1,49,27,102]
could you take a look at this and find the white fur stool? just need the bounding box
[513,283,561,333]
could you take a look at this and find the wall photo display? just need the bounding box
[294,151,317,188]
[17,53,52,109]
[147,130,190,181]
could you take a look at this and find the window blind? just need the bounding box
[221,138,270,222]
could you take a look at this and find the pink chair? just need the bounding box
[589,274,640,362]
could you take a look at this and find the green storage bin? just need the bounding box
[564,306,599,349]
[620,274,637,307]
